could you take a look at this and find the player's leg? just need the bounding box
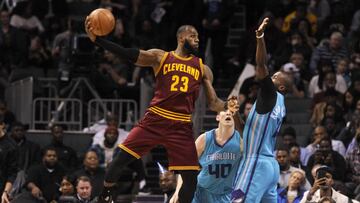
[178,170,198,203]
[98,125,159,203]
[260,159,279,203]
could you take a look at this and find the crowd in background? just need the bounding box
[1,0,360,202]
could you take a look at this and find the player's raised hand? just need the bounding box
[85,16,96,42]
[256,17,269,38]
[227,96,239,115]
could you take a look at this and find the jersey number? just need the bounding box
[170,75,189,92]
[208,164,232,178]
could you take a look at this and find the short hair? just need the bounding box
[288,142,300,150]
[42,146,57,157]
[176,25,196,39]
[282,126,296,138]
[76,176,91,186]
[276,145,289,153]
[318,196,336,203]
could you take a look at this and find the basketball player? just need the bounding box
[85,18,239,203]
[170,109,243,203]
[231,17,292,203]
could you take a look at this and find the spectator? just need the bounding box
[309,31,349,75]
[282,1,317,35]
[336,58,351,87]
[46,124,78,172]
[26,147,65,202]
[300,166,359,203]
[27,35,52,76]
[0,9,28,84]
[318,196,336,203]
[75,176,95,203]
[276,147,311,190]
[277,170,306,203]
[91,113,129,145]
[0,119,18,203]
[306,137,347,184]
[158,164,176,203]
[10,121,41,171]
[320,102,345,138]
[289,143,306,171]
[74,150,105,198]
[90,126,146,196]
[345,131,360,200]
[0,100,16,131]
[239,98,254,122]
[280,126,308,166]
[58,175,79,203]
[303,126,346,165]
[307,0,330,31]
[10,2,45,34]
[281,62,305,98]
[289,51,312,83]
[238,76,259,106]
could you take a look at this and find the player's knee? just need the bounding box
[104,150,137,182]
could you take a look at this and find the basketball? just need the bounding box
[88,8,115,36]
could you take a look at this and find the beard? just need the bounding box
[44,161,56,169]
[183,39,198,56]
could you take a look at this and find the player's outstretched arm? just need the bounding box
[203,65,225,112]
[85,16,164,71]
[255,17,269,81]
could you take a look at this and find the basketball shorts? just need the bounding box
[119,110,199,171]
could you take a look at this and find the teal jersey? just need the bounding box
[197,129,242,194]
[242,92,286,157]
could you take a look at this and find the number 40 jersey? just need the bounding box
[197,129,242,195]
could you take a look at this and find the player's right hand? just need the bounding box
[85,16,96,42]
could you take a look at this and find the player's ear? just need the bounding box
[216,114,220,121]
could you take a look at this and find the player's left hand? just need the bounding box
[227,96,239,115]
[85,16,97,42]
[256,17,269,38]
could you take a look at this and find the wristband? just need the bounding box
[256,33,264,39]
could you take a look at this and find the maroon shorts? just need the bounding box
[119,111,199,171]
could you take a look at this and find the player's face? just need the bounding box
[183,28,199,51]
[217,110,234,126]
[271,71,287,93]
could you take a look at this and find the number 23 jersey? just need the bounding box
[198,129,242,194]
[148,51,204,122]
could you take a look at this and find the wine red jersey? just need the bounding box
[148,51,204,122]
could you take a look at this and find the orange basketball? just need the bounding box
[88,8,115,36]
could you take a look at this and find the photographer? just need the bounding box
[300,166,359,203]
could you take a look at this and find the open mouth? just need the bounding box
[225,117,231,121]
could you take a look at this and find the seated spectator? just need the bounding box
[318,196,336,203]
[281,62,305,98]
[306,137,346,184]
[309,31,349,75]
[26,147,65,202]
[158,163,176,203]
[289,143,306,171]
[308,60,347,98]
[0,100,16,130]
[289,52,312,83]
[74,150,105,198]
[239,98,254,122]
[27,35,52,76]
[58,175,78,203]
[10,121,41,171]
[277,170,306,203]
[311,71,345,106]
[300,166,359,203]
[281,126,309,166]
[238,76,259,107]
[10,2,45,34]
[345,132,360,200]
[46,124,78,171]
[304,126,346,164]
[336,58,351,87]
[90,126,147,196]
[320,102,345,138]
[276,147,311,190]
[282,1,317,35]
[91,113,129,145]
[75,176,96,203]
